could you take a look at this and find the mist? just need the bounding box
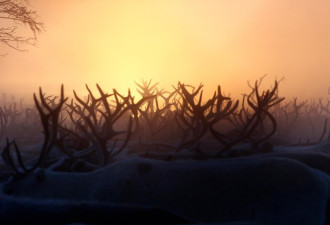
[0,0,329,103]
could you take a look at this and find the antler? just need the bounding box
[174,83,239,153]
[1,85,67,176]
[243,80,284,146]
[62,85,137,166]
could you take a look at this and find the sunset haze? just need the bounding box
[1,0,329,102]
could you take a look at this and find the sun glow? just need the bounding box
[0,0,330,102]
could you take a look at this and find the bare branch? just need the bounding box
[0,0,44,52]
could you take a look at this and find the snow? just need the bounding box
[0,195,193,225]
[1,152,329,225]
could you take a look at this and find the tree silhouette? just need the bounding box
[0,0,43,53]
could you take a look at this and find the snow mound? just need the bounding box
[1,157,329,225]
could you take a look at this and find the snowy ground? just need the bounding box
[0,142,330,225]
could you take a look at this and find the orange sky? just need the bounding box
[0,0,329,102]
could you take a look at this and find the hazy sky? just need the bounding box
[0,0,329,102]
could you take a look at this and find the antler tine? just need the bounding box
[1,138,24,176]
[95,84,112,117]
[205,91,217,115]
[247,89,257,111]
[135,81,145,92]
[54,84,68,112]
[215,85,227,112]
[38,87,52,112]
[192,83,203,98]
[73,90,87,108]
[197,90,203,106]
[254,81,262,106]
[12,140,29,173]
[112,89,133,123]
[147,79,152,88]
[85,84,97,101]
[34,92,50,136]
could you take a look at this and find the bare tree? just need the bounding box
[0,0,43,52]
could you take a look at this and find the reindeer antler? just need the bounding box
[1,85,67,176]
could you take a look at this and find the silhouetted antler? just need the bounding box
[174,83,239,153]
[63,85,136,166]
[244,80,284,145]
[1,85,67,176]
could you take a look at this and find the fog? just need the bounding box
[0,0,329,103]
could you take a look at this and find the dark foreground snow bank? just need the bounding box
[0,196,194,225]
[66,222,265,225]
[0,156,329,225]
